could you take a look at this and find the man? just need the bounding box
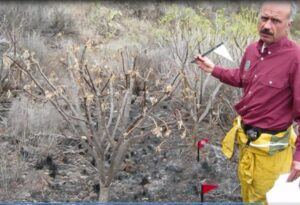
[195,1,300,203]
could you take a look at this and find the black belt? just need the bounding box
[241,121,287,144]
[241,122,287,135]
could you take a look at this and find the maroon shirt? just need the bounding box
[212,36,300,162]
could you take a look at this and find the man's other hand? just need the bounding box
[194,55,215,73]
[287,161,300,182]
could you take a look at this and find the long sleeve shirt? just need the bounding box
[211,36,300,162]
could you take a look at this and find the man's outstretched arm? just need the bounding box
[194,54,244,88]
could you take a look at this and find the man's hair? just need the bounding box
[261,1,298,21]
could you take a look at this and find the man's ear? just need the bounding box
[288,20,293,28]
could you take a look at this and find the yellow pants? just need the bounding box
[222,117,296,203]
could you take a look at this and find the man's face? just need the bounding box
[258,2,292,45]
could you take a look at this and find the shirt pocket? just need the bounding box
[258,79,288,89]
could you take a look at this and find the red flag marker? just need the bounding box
[197,138,209,149]
[200,183,218,202]
[202,183,218,193]
[197,138,209,162]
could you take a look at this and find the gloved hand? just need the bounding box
[287,161,300,182]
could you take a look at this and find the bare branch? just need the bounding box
[197,82,222,123]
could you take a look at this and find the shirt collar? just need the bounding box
[256,36,289,54]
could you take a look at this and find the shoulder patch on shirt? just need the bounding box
[245,60,251,71]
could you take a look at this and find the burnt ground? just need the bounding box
[0,100,241,203]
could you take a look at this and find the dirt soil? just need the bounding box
[0,104,241,202]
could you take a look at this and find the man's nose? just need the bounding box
[263,19,272,29]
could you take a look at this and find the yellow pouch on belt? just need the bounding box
[222,116,297,159]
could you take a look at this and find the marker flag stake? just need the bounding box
[202,183,219,193]
[200,183,219,202]
[197,138,209,162]
[191,42,233,63]
[214,43,233,62]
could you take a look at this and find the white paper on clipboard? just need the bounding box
[266,173,300,204]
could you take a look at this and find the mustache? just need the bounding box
[260,29,273,36]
